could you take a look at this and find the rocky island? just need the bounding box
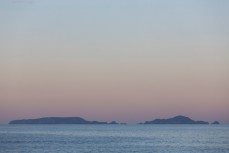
[144,115,209,124]
[9,117,108,124]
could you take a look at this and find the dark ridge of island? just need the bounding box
[9,117,108,124]
[211,121,220,124]
[109,121,119,124]
[144,115,209,124]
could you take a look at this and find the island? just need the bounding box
[211,121,220,124]
[144,115,209,124]
[9,117,108,124]
[109,121,119,124]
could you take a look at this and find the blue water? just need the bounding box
[0,125,229,153]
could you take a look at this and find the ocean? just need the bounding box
[0,124,228,153]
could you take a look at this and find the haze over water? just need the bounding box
[1,0,229,124]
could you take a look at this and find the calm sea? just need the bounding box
[0,124,228,153]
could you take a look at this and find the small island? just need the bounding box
[211,121,220,124]
[109,121,119,124]
[144,115,209,124]
[9,117,108,124]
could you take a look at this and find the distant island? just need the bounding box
[9,115,218,125]
[211,121,220,124]
[109,121,118,124]
[144,115,209,124]
[9,117,108,124]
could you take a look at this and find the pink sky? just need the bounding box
[1,55,228,124]
[0,0,229,124]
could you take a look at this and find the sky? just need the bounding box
[0,0,229,124]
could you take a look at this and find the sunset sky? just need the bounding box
[0,0,229,124]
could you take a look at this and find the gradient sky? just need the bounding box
[0,0,229,124]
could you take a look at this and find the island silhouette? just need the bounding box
[8,115,219,124]
[143,115,209,124]
[211,121,220,124]
[9,117,108,124]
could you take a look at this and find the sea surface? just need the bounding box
[0,124,229,153]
